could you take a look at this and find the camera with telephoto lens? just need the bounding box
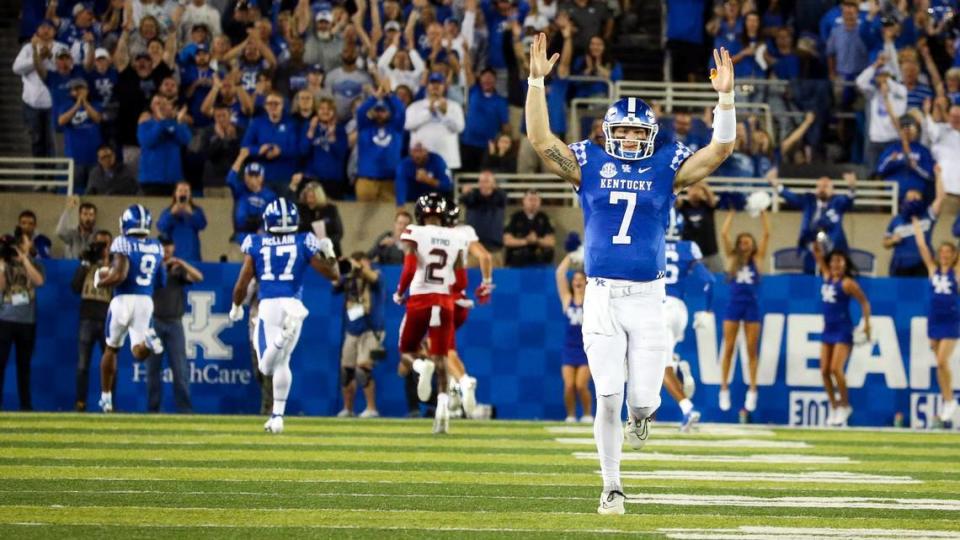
[82,241,107,264]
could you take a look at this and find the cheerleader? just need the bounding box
[912,215,959,425]
[813,242,871,427]
[718,209,769,414]
[555,253,592,423]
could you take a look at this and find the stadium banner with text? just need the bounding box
[3,260,957,427]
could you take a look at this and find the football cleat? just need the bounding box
[744,389,758,412]
[98,395,113,413]
[144,328,164,355]
[719,389,731,411]
[359,408,379,418]
[597,489,626,515]
[416,361,435,402]
[460,376,477,417]
[677,359,696,398]
[264,415,284,434]
[624,414,650,450]
[680,409,701,433]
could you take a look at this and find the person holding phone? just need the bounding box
[157,181,208,262]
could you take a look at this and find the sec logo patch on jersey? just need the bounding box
[600,162,617,179]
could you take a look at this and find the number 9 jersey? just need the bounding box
[568,138,693,282]
[110,235,166,296]
[241,232,323,300]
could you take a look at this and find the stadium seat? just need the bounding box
[771,248,805,274]
[849,248,876,277]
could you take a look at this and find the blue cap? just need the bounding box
[195,43,209,53]
[372,99,388,110]
[308,63,324,73]
[244,162,264,176]
[428,72,445,83]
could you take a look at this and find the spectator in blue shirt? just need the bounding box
[242,91,301,189]
[57,78,102,192]
[876,115,936,202]
[227,151,278,244]
[573,36,623,98]
[768,173,858,274]
[83,47,118,148]
[480,0,530,83]
[460,68,509,172]
[137,95,193,196]
[46,49,84,141]
[732,12,766,79]
[299,96,349,200]
[355,90,406,202]
[826,1,869,104]
[901,59,936,111]
[884,173,945,276]
[395,141,453,208]
[180,43,215,129]
[658,110,709,152]
[157,182,208,262]
[707,0,743,56]
[665,0,707,82]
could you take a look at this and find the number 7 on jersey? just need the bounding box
[609,191,636,245]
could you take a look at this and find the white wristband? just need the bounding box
[527,77,544,89]
[712,105,736,144]
[718,91,734,106]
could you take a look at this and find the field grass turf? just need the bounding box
[0,413,958,538]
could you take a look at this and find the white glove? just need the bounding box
[93,266,109,289]
[693,311,711,329]
[317,237,336,259]
[393,291,405,305]
[228,303,245,322]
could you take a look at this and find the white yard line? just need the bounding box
[660,526,960,540]
[620,470,919,484]
[546,424,777,437]
[573,452,855,464]
[555,437,809,449]
[631,494,960,511]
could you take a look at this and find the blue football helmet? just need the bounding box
[665,207,684,241]
[119,204,152,236]
[262,197,300,234]
[602,97,659,160]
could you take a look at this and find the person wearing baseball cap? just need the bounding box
[58,77,103,191]
[228,150,278,244]
[404,70,465,169]
[47,44,84,149]
[84,47,118,109]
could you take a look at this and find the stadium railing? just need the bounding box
[0,157,75,195]
[454,173,899,215]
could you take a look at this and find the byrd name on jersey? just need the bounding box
[241,232,323,300]
[568,138,692,282]
[401,224,462,297]
[110,235,166,296]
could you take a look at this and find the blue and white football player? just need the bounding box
[93,204,166,413]
[663,208,715,433]
[229,198,339,434]
[525,34,737,515]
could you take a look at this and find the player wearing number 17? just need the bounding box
[93,204,167,413]
[525,36,738,515]
[229,198,340,434]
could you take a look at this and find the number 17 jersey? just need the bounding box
[241,232,322,300]
[568,138,693,282]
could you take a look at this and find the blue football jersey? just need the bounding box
[569,138,693,281]
[242,232,322,300]
[110,235,166,296]
[665,239,704,300]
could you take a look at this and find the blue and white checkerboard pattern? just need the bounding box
[1,261,942,426]
[669,141,694,172]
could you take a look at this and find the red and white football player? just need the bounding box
[394,192,466,434]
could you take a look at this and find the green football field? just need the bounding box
[1,414,959,539]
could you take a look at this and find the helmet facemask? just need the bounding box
[603,120,658,161]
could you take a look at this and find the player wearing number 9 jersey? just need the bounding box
[94,204,167,413]
[525,32,737,514]
[394,193,465,434]
[230,198,339,434]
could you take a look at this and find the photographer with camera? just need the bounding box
[71,229,113,411]
[146,237,204,414]
[157,181,208,262]
[333,252,385,418]
[56,196,97,259]
[0,228,47,411]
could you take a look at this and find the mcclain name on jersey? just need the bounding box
[261,234,297,246]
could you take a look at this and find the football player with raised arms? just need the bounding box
[394,193,466,434]
[229,198,339,434]
[94,204,166,413]
[525,34,737,514]
[663,208,715,432]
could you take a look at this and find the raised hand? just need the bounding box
[528,32,559,79]
[710,47,733,94]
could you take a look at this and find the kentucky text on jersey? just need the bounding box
[598,179,654,191]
